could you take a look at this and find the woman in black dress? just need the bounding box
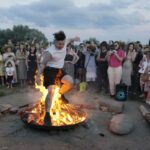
[96,41,109,93]
[26,44,37,85]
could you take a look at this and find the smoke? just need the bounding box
[26,88,42,104]
[67,90,87,105]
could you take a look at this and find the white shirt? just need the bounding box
[46,44,67,69]
[6,67,14,76]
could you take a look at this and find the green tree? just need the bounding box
[0,25,48,51]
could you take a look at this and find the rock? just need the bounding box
[9,107,18,114]
[0,104,12,113]
[109,114,134,135]
[99,99,124,113]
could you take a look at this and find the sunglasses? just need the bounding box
[114,45,118,47]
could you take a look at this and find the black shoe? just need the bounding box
[44,112,52,126]
[61,95,69,103]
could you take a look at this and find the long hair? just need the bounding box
[100,41,108,50]
[29,45,36,54]
[127,42,135,54]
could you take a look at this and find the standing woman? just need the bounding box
[3,45,17,83]
[122,43,137,88]
[132,44,143,95]
[83,44,97,82]
[16,44,27,86]
[0,52,4,86]
[107,41,125,97]
[37,46,45,71]
[96,41,109,92]
[75,44,86,82]
[26,44,37,85]
[64,45,79,79]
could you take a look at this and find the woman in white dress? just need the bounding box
[122,43,137,87]
[83,44,97,82]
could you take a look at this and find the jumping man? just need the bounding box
[36,31,80,126]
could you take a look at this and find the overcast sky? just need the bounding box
[0,0,149,43]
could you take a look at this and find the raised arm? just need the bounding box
[71,49,79,64]
[67,37,80,44]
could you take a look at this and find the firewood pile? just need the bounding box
[0,104,18,115]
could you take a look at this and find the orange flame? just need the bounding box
[29,74,86,126]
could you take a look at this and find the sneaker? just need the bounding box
[44,112,52,126]
[61,95,69,103]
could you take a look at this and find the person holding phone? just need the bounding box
[107,41,125,97]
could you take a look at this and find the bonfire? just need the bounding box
[20,76,87,128]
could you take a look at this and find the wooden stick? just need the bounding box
[139,105,150,116]
[139,105,150,123]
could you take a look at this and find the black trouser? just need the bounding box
[131,64,141,94]
[96,65,108,91]
[27,66,37,84]
[7,76,13,85]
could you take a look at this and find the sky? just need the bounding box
[0,0,149,43]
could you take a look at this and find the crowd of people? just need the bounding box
[0,40,44,87]
[0,38,150,104]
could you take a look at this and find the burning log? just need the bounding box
[18,103,40,114]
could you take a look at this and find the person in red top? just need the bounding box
[107,41,125,97]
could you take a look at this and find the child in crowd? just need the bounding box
[5,62,15,88]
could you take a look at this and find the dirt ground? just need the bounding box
[0,85,150,150]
